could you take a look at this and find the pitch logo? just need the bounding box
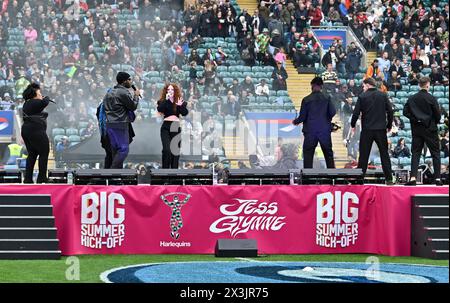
[316,191,359,248]
[0,117,9,131]
[80,192,125,249]
[161,192,191,240]
[209,199,286,237]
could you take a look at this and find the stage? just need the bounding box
[0,184,448,256]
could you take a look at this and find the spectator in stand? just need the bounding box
[272,61,288,91]
[347,79,362,96]
[441,131,449,158]
[215,46,228,66]
[377,51,391,81]
[365,59,382,79]
[321,45,339,69]
[430,67,445,85]
[346,42,362,79]
[322,63,338,95]
[389,58,406,78]
[392,138,411,158]
[227,78,241,96]
[225,95,241,118]
[429,48,442,67]
[55,136,70,154]
[24,23,38,46]
[212,97,226,117]
[255,79,270,96]
[387,71,403,92]
[408,71,421,85]
[240,76,255,96]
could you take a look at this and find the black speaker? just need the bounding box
[0,169,22,183]
[73,169,138,185]
[150,169,212,185]
[48,169,74,184]
[364,169,386,184]
[215,239,258,257]
[227,169,290,185]
[300,169,364,185]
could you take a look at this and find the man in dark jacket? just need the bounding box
[346,42,362,79]
[293,77,336,168]
[404,77,442,186]
[351,77,394,184]
[103,72,140,168]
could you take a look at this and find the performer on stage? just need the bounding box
[21,83,51,183]
[292,77,336,168]
[157,83,188,169]
[103,72,140,168]
[404,77,442,186]
[351,77,394,184]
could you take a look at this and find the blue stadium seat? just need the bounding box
[52,128,65,136]
[65,128,78,136]
[68,135,81,142]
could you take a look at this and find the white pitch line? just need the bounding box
[234,257,262,262]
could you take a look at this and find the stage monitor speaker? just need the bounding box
[227,169,290,185]
[0,169,22,183]
[48,169,74,184]
[215,239,258,257]
[300,169,364,185]
[74,169,138,185]
[363,169,386,184]
[150,169,213,185]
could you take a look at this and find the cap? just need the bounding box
[4,93,10,98]
[116,71,131,84]
[310,77,324,86]
[263,28,269,33]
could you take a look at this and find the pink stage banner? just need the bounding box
[1,185,448,256]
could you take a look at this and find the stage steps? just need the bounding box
[0,195,61,260]
[411,195,449,260]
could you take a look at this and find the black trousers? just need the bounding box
[358,129,393,181]
[21,126,49,183]
[410,126,441,180]
[303,132,335,168]
[161,121,181,169]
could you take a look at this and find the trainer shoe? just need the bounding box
[435,179,443,186]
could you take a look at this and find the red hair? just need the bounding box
[158,83,182,112]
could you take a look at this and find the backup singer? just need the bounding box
[292,77,336,168]
[157,83,188,168]
[404,77,442,186]
[351,77,394,185]
[21,83,51,183]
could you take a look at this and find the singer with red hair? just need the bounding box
[157,83,188,168]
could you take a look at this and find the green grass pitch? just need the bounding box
[0,254,447,283]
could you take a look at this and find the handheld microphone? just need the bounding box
[131,85,142,98]
[44,96,56,104]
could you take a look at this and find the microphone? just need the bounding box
[44,96,56,104]
[131,85,142,98]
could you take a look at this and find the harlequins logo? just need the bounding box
[161,193,191,239]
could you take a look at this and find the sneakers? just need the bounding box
[435,179,443,186]
[405,180,417,186]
